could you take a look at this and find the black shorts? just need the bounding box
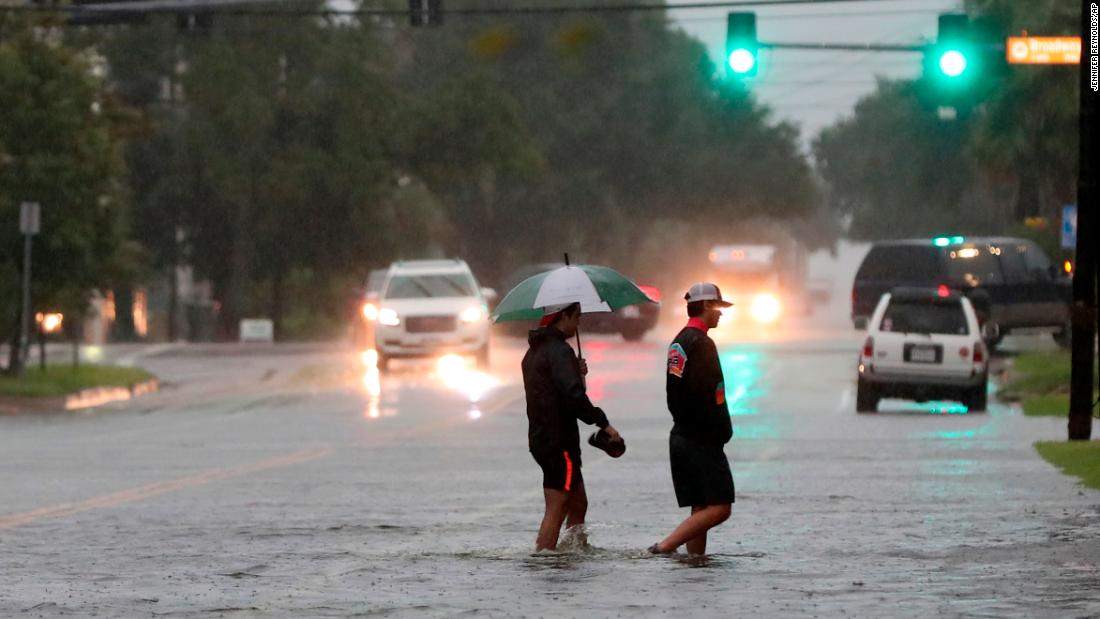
[669,433,735,508]
[532,450,583,492]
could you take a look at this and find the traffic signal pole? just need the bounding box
[1067,0,1096,441]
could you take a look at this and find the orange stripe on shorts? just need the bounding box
[563,451,573,492]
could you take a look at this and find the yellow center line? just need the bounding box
[0,447,334,531]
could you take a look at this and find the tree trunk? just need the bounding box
[38,328,46,371]
[6,311,23,376]
[222,179,256,341]
[112,286,137,342]
[71,320,80,369]
[168,262,179,342]
[1014,165,1040,222]
[272,267,285,342]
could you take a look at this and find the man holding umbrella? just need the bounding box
[522,301,622,551]
[650,282,735,556]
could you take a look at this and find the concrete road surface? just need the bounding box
[0,324,1097,617]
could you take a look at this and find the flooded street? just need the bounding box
[1,327,1098,617]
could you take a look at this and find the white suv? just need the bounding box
[857,287,989,412]
[374,260,490,371]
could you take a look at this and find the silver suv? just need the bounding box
[373,260,490,371]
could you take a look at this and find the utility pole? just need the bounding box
[18,201,40,377]
[1068,0,1096,440]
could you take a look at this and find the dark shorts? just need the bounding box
[532,450,583,492]
[670,433,735,508]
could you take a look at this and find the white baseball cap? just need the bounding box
[684,282,733,307]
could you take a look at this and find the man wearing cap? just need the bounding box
[650,283,735,555]
[522,302,622,551]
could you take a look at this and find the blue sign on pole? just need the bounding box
[1062,205,1077,249]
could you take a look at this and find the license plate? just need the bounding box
[621,306,641,318]
[909,346,938,363]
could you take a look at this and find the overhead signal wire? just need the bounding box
[1,0,963,19]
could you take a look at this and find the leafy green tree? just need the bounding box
[0,18,134,373]
[813,79,979,239]
[401,5,818,283]
[88,1,821,340]
[964,0,1078,222]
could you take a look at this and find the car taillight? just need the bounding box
[973,341,985,364]
[937,284,950,298]
[862,336,874,357]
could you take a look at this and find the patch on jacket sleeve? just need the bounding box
[715,381,726,405]
[667,343,687,378]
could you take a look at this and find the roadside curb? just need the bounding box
[0,379,159,415]
[147,342,348,358]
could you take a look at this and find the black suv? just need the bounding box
[852,237,1071,347]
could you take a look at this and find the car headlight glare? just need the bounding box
[750,293,781,324]
[378,308,400,326]
[362,302,379,321]
[459,306,485,323]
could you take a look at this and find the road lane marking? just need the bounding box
[0,447,334,530]
[115,343,183,367]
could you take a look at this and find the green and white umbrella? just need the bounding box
[492,261,656,324]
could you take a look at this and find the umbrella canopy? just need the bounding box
[492,264,656,323]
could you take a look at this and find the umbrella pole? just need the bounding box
[576,326,585,388]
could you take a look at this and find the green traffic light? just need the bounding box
[727,48,757,74]
[938,49,968,77]
[932,235,965,246]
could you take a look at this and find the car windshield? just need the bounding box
[385,274,475,299]
[880,299,969,335]
[945,246,1003,286]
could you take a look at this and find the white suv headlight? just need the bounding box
[459,306,485,324]
[378,308,400,326]
[361,302,379,321]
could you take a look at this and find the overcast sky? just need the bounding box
[666,0,961,147]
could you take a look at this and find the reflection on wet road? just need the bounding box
[0,330,1096,616]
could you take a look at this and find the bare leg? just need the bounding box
[564,477,587,529]
[536,489,569,551]
[685,506,707,555]
[654,504,731,554]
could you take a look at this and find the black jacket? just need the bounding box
[522,326,609,457]
[666,326,733,447]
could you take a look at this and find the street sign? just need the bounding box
[239,318,274,343]
[1006,36,1081,65]
[1062,205,1077,249]
[19,202,40,235]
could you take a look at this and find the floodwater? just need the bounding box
[0,315,1098,617]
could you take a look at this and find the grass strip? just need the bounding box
[1035,440,1100,491]
[0,365,155,398]
[1000,352,1097,417]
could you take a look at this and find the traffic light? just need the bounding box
[920,13,1006,115]
[726,12,758,78]
[930,14,973,82]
